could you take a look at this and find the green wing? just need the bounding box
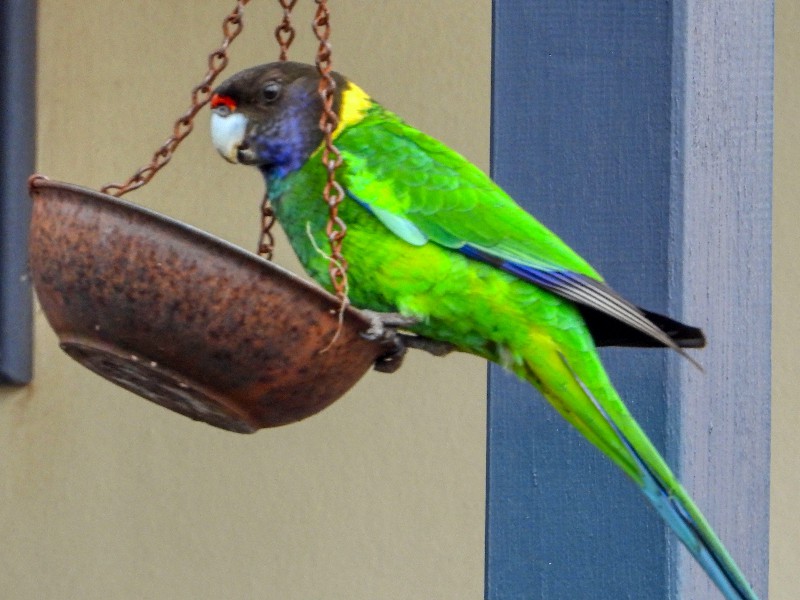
[337,109,603,279]
[336,107,695,355]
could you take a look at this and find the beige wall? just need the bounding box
[771,1,799,597]
[1,1,796,599]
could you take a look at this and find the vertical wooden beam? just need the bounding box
[0,0,36,385]
[668,2,772,598]
[486,1,771,598]
[487,3,674,597]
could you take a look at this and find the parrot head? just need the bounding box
[209,61,349,178]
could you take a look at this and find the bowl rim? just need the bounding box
[28,176,373,329]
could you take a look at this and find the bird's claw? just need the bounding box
[359,310,456,373]
[360,310,420,342]
[373,341,408,373]
[397,334,456,357]
[360,311,415,373]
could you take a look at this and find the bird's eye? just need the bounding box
[262,81,282,103]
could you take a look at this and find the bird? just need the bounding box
[209,61,758,600]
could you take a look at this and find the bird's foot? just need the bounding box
[360,310,456,373]
[360,310,420,342]
[397,334,456,357]
[372,342,407,373]
[360,311,416,373]
[371,334,458,373]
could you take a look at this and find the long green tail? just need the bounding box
[559,353,759,600]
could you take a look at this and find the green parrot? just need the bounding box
[209,61,758,600]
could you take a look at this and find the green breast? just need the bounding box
[270,156,404,314]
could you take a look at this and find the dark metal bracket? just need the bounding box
[0,0,36,385]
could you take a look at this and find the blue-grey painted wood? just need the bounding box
[487,3,673,598]
[486,1,771,599]
[667,2,772,599]
[0,0,36,385]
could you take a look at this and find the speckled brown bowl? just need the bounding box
[28,178,393,433]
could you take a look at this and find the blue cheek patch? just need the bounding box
[255,106,317,178]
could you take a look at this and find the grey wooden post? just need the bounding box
[668,2,772,598]
[485,1,771,599]
[0,0,36,385]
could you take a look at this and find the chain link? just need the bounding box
[313,0,348,301]
[274,0,298,61]
[101,0,250,197]
[257,192,277,260]
[258,0,299,260]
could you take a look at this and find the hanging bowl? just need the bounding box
[28,178,395,433]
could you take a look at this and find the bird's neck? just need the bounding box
[260,81,373,184]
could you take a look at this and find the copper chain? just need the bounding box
[313,0,348,301]
[258,0,299,260]
[101,0,250,197]
[274,0,298,61]
[257,192,277,259]
[96,0,345,294]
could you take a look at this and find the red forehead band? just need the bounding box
[210,93,237,111]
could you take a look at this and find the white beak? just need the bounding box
[210,111,248,163]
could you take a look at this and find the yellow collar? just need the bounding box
[332,81,372,140]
